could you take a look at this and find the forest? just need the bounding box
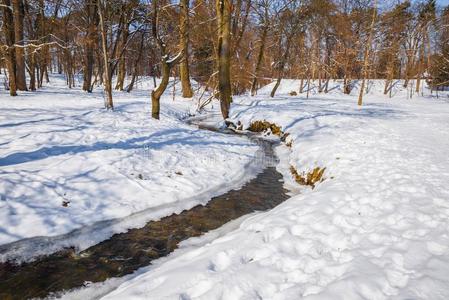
[1,0,449,113]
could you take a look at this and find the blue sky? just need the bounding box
[437,0,449,6]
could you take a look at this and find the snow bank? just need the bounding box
[0,75,259,262]
[98,80,449,299]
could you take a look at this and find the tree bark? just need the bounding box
[12,0,27,91]
[37,0,48,88]
[83,0,98,93]
[216,0,232,119]
[179,0,193,98]
[115,24,129,91]
[28,51,36,91]
[2,0,17,96]
[151,61,170,119]
[250,20,268,96]
[98,0,113,109]
[151,0,183,119]
[357,0,377,106]
[127,31,145,93]
[270,35,291,98]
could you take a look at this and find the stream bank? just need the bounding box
[0,120,291,300]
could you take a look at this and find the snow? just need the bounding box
[0,75,260,262]
[91,79,449,300]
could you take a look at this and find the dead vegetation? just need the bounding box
[246,120,294,147]
[247,120,283,136]
[290,165,326,188]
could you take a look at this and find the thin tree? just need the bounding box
[358,0,377,106]
[82,0,98,93]
[12,0,27,90]
[250,0,270,96]
[98,0,113,109]
[179,0,193,98]
[151,0,183,119]
[127,30,145,93]
[1,0,17,95]
[270,5,301,98]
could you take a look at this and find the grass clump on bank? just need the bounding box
[290,166,326,188]
[248,120,283,136]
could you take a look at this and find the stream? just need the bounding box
[0,120,290,300]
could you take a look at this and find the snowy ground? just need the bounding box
[0,75,260,262]
[82,80,449,300]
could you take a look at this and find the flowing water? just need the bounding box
[0,122,290,300]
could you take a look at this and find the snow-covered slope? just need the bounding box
[0,75,259,262]
[97,80,449,300]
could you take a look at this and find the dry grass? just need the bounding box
[290,165,326,188]
[248,120,283,136]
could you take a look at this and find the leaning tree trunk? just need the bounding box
[2,0,17,96]
[151,60,170,119]
[270,36,291,98]
[151,0,183,119]
[270,76,282,98]
[179,0,193,98]
[216,0,232,120]
[12,0,27,91]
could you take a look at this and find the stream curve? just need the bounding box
[0,119,290,300]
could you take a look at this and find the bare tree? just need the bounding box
[179,0,193,98]
[151,0,183,119]
[12,0,27,90]
[270,2,303,97]
[98,0,113,109]
[250,0,270,96]
[358,0,377,106]
[1,0,17,95]
[82,0,98,93]
[216,0,232,119]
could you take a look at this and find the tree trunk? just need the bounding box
[270,77,281,97]
[151,0,183,119]
[2,0,17,96]
[179,0,193,98]
[306,73,311,99]
[151,61,170,119]
[342,47,351,94]
[37,0,48,88]
[324,78,330,93]
[270,35,291,98]
[98,0,113,109]
[127,32,145,93]
[115,24,129,91]
[12,0,27,91]
[216,0,232,120]
[28,51,36,91]
[357,0,377,106]
[250,22,268,96]
[415,34,426,94]
[83,0,98,93]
